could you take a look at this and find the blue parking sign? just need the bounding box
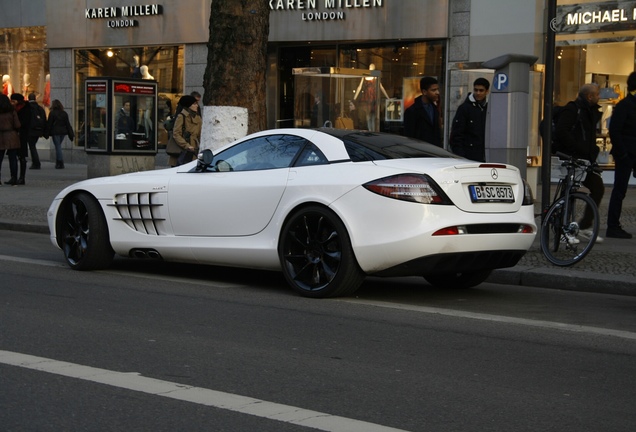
[494,73,508,91]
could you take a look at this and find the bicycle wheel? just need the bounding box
[540,192,599,266]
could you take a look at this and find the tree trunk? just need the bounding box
[203,0,270,134]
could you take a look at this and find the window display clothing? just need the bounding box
[2,75,13,96]
[43,75,51,108]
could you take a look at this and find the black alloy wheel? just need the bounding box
[60,192,114,270]
[279,205,365,298]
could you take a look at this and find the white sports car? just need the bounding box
[48,128,536,298]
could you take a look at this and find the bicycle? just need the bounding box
[540,152,603,266]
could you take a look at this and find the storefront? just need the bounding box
[1,0,450,164]
[554,0,636,169]
[267,0,449,135]
[0,0,210,164]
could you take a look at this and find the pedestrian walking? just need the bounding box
[0,94,21,186]
[449,77,490,162]
[44,99,75,169]
[606,72,636,239]
[168,95,201,167]
[10,93,31,185]
[27,92,46,169]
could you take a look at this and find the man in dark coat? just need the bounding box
[27,93,45,169]
[449,78,490,161]
[555,83,604,242]
[403,76,442,147]
[9,93,30,185]
[606,72,636,239]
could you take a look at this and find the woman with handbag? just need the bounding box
[168,95,201,167]
[44,99,75,169]
[0,94,21,185]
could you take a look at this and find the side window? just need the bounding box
[210,134,305,172]
[294,143,328,167]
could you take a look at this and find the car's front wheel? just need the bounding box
[423,270,492,289]
[279,206,365,298]
[59,192,114,270]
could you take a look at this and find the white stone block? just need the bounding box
[200,106,249,151]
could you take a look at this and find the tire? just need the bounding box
[58,192,114,270]
[423,269,492,289]
[279,205,365,298]
[540,192,599,267]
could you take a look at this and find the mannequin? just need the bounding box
[43,74,50,108]
[140,65,154,80]
[2,74,13,96]
[23,73,31,94]
[131,55,142,78]
[353,64,388,131]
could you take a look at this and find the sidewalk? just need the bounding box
[1,157,636,296]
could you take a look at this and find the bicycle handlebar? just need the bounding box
[554,151,603,174]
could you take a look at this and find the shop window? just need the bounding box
[340,42,446,134]
[74,46,184,147]
[0,26,48,102]
[275,41,446,134]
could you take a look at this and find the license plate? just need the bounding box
[469,185,515,203]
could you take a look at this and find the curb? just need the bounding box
[490,266,636,296]
[0,220,49,235]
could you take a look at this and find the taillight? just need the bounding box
[363,174,451,204]
[521,178,535,206]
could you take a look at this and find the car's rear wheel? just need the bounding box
[279,206,365,298]
[59,192,114,270]
[423,270,492,289]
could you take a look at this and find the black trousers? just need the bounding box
[27,135,40,167]
[580,169,605,230]
[607,154,635,229]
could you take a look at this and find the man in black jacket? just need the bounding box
[555,83,604,242]
[403,76,441,147]
[449,77,490,161]
[606,72,636,239]
[27,93,45,169]
[9,93,30,185]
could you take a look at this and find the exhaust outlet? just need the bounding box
[132,249,147,259]
[130,249,162,260]
[147,250,162,259]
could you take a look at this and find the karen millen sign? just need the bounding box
[85,4,163,28]
[269,0,384,21]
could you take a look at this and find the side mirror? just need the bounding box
[196,148,214,171]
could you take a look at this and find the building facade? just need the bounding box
[2,0,624,170]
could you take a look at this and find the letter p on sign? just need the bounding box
[494,73,508,91]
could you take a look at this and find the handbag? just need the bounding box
[165,134,182,157]
[335,116,354,129]
[176,148,196,166]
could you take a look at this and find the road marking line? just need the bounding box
[0,255,243,289]
[344,299,636,341]
[0,350,408,432]
[0,254,66,268]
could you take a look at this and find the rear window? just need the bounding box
[338,131,460,162]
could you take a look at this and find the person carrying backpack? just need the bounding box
[555,83,604,243]
[27,93,45,169]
